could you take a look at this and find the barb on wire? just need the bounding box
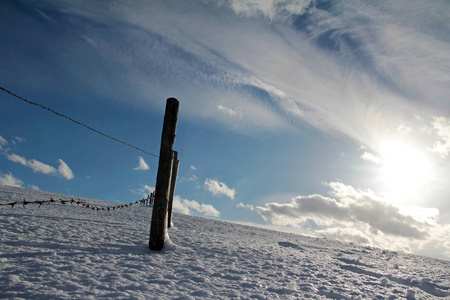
[0,86,158,158]
[0,194,154,211]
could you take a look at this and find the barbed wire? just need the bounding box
[0,194,155,211]
[0,86,159,158]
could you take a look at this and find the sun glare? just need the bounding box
[379,140,433,204]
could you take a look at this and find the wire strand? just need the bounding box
[0,86,159,158]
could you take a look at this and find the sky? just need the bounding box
[0,0,449,260]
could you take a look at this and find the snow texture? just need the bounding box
[1,186,449,299]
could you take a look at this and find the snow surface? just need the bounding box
[1,186,449,299]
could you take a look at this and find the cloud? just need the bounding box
[173,195,220,217]
[190,165,197,170]
[6,153,27,166]
[179,175,198,184]
[229,0,311,21]
[218,104,241,117]
[12,137,25,144]
[0,135,7,149]
[29,185,40,190]
[254,182,450,257]
[429,116,450,157]
[5,151,74,180]
[0,172,23,187]
[204,178,236,200]
[134,156,150,171]
[3,0,450,143]
[131,185,155,198]
[58,159,74,180]
[27,159,57,175]
[360,151,381,164]
[237,202,254,211]
[398,124,411,135]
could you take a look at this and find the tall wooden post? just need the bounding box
[149,98,179,250]
[168,150,179,228]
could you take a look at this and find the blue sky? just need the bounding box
[1,0,450,260]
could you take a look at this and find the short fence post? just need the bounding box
[149,98,179,251]
[168,150,179,228]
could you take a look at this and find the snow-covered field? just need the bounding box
[0,186,449,299]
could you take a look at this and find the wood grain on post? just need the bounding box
[167,151,179,228]
[149,98,179,251]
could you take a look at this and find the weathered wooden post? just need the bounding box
[149,98,179,250]
[168,150,179,228]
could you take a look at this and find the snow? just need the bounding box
[1,186,449,299]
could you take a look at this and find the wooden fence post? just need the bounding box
[149,98,179,251]
[168,150,179,228]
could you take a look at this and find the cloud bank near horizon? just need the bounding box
[255,181,450,260]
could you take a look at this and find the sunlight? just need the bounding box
[379,140,433,204]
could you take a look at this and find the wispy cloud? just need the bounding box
[0,172,23,187]
[173,195,220,217]
[3,1,450,142]
[218,104,241,117]
[0,136,7,149]
[204,178,236,200]
[429,116,450,157]
[134,156,150,171]
[180,174,198,184]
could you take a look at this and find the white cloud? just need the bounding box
[5,151,74,180]
[204,178,236,200]
[0,173,23,187]
[27,159,57,175]
[429,116,450,157]
[180,175,198,184]
[190,165,197,170]
[58,159,74,180]
[218,104,240,117]
[255,182,450,259]
[6,153,27,166]
[29,185,40,190]
[398,124,411,135]
[229,0,311,21]
[360,151,382,164]
[173,195,220,217]
[134,156,150,171]
[237,202,254,211]
[12,137,25,144]
[131,185,155,198]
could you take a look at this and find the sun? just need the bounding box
[379,140,433,204]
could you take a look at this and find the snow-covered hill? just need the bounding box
[1,186,449,299]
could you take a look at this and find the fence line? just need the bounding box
[0,86,158,158]
[0,193,155,211]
